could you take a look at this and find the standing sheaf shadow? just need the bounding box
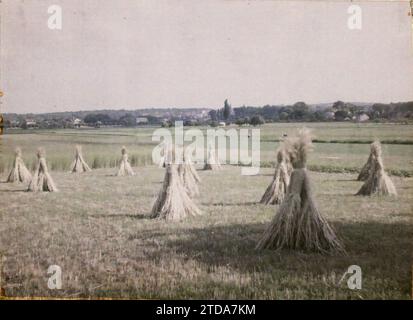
[129,220,412,295]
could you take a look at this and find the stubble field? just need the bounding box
[0,123,412,299]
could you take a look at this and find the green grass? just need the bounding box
[1,123,413,175]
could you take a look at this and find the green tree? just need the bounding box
[20,120,28,129]
[208,110,218,121]
[223,99,232,120]
[119,114,136,127]
[235,117,249,126]
[250,115,265,126]
[334,110,348,121]
[291,101,310,120]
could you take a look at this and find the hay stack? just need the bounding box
[27,148,58,192]
[70,145,91,173]
[356,142,397,196]
[357,141,378,181]
[260,147,290,205]
[184,147,201,183]
[286,154,293,176]
[6,147,32,183]
[158,142,167,168]
[203,146,222,170]
[117,146,135,176]
[163,144,175,168]
[256,129,344,254]
[280,136,293,176]
[178,148,200,197]
[150,164,201,221]
[160,143,173,168]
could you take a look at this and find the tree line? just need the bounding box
[209,100,413,125]
[3,100,413,130]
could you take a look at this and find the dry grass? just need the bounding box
[0,165,411,299]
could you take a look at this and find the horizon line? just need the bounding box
[4,100,412,116]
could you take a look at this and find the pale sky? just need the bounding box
[1,0,413,114]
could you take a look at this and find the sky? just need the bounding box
[1,0,413,114]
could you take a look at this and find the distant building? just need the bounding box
[218,121,226,127]
[324,111,335,120]
[10,120,20,127]
[357,114,370,122]
[73,118,82,127]
[25,119,37,128]
[136,117,149,124]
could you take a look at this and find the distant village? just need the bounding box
[2,100,413,130]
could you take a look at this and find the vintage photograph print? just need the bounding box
[0,0,412,300]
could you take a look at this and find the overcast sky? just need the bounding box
[1,0,413,114]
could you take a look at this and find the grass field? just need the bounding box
[1,123,413,175]
[0,123,412,299]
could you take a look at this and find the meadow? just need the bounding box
[1,122,413,175]
[0,122,412,299]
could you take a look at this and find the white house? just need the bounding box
[136,117,149,124]
[324,111,335,120]
[26,119,37,127]
[357,114,370,122]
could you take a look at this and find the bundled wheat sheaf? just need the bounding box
[256,129,344,254]
[116,146,135,176]
[356,141,397,196]
[70,145,92,173]
[150,162,201,221]
[203,146,222,170]
[159,142,173,168]
[260,146,291,205]
[357,141,378,181]
[158,142,167,168]
[27,148,58,192]
[178,147,200,197]
[6,147,32,184]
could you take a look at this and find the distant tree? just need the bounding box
[371,103,388,118]
[332,101,346,110]
[313,111,327,121]
[250,115,265,126]
[119,114,136,127]
[84,113,112,125]
[184,119,198,126]
[334,110,348,121]
[208,110,218,121]
[20,120,28,129]
[262,105,279,121]
[223,99,232,120]
[235,118,243,126]
[209,120,219,127]
[146,116,161,125]
[291,101,310,120]
[234,105,248,119]
[84,114,97,124]
[235,117,249,126]
[279,111,289,121]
